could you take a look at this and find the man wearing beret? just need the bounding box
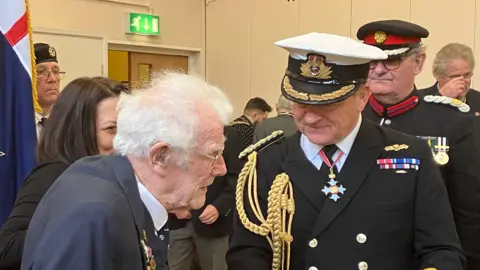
[358,19,480,270]
[226,32,464,270]
[33,43,63,138]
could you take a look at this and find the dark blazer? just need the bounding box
[227,119,464,270]
[21,155,167,270]
[0,162,69,270]
[169,126,243,238]
[253,113,297,143]
[364,90,480,270]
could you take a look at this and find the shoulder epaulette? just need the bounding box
[423,95,470,113]
[229,119,250,126]
[239,130,284,159]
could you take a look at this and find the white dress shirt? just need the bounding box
[136,179,168,231]
[300,115,362,171]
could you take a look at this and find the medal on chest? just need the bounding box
[418,136,450,165]
[320,150,346,202]
[141,230,156,270]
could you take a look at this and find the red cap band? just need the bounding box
[363,32,421,45]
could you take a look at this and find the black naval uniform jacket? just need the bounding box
[227,119,464,270]
[364,89,480,270]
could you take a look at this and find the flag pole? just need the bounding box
[25,0,42,114]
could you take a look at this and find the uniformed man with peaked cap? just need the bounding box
[358,19,480,270]
[226,32,464,270]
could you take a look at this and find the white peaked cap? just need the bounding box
[275,32,388,66]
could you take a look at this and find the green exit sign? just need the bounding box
[126,13,160,36]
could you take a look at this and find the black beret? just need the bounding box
[356,20,429,59]
[34,43,58,65]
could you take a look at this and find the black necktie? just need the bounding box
[320,144,338,174]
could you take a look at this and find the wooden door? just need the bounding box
[129,52,189,90]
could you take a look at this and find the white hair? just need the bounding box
[277,94,293,112]
[113,71,233,158]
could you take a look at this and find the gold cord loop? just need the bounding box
[235,131,294,270]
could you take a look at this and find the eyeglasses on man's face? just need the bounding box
[369,52,418,71]
[36,67,66,80]
[197,149,224,167]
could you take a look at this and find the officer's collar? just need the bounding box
[369,89,420,117]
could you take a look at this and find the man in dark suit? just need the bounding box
[21,72,233,270]
[168,126,243,270]
[253,94,297,143]
[421,43,480,115]
[358,20,480,269]
[227,32,464,270]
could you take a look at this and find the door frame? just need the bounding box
[107,39,203,79]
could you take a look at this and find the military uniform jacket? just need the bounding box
[21,155,167,270]
[422,83,480,149]
[422,83,480,116]
[364,90,480,270]
[230,115,255,150]
[227,119,464,270]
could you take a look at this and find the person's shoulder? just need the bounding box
[421,95,471,116]
[239,130,286,161]
[22,162,69,187]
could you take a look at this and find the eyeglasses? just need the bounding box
[37,69,66,80]
[197,149,224,167]
[369,52,416,71]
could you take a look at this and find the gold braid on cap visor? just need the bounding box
[283,76,356,102]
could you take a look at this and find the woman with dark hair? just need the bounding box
[0,76,128,270]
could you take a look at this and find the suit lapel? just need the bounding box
[104,156,147,237]
[282,133,328,212]
[311,120,384,237]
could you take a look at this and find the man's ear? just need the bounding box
[413,53,427,75]
[357,85,371,111]
[148,142,170,166]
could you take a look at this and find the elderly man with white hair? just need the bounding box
[21,71,233,270]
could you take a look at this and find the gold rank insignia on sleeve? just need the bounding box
[423,95,470,113]
[0,151,5,157]
[236,130,294,270]
[384,144,409,151]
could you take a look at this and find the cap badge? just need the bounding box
[374,31,387,44]
[300,54,332,80]
[48,46,56,58]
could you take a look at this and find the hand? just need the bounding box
[439,77,467,99]
[199,205,219,225]
[173,208,191,219]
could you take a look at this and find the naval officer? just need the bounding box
[226,32,464,270]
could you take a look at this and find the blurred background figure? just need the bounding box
[253,94,297,143]
[33,43,63,138]
[230,97,272,150]
[422,43,480,114]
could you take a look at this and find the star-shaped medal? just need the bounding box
[322,179,346,202]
